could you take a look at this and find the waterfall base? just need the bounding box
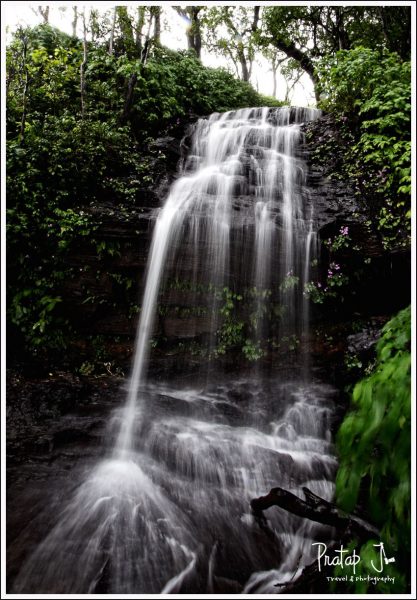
[9,376,337,594]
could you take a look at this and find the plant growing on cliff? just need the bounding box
[303,226,368,306]
[317,48,411,249]
[242,340,264,361]
[214,287,244,356]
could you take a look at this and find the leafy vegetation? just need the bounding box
[318,48,411,248]
[334,306,411,592]
[303,226,355,306]
[159,280,302,362]
[6,23,280,360]
[263,6,410,99]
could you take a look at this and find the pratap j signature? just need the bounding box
[312,542,395,575]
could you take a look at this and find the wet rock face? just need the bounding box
[55,129,188,358]
[301,113,410,315]
[6,371,126,590]
[347,327,381,356]
[6,372,123,461]
[301,114,381,251]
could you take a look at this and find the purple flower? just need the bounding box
[340,226,349,236]
[317,283,322,288]
[328,270,333,277]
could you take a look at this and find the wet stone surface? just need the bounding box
[7,371,339,594]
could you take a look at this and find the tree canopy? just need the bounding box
[263,5,411,99]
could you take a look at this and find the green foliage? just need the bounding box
[344,352,363,373]
[279,273,299,293]
[280,334,300,352]
[324,226,351,252]
[203,6,258,82]
[129,46,278,129]
[162,281,291,362]
[215,288,245,357]
[6,23,272,359]
[242,340,264,361]
[334,306,411,592]
[257,94,286,108]
[318,48,411,248]
[304,268,349,306]
[263,6,410,89]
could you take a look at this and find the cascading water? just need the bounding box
[12,107,338,594]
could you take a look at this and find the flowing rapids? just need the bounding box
[12,107,338,594]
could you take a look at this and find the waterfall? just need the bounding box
[118,106,319,454]
[13,107,338,594]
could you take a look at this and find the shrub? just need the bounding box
[334,306,411,592]
[317,48,411,249]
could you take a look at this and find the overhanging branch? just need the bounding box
[250,486,379,543]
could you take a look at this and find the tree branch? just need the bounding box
[250,486,379,543]
[269,36,319,99]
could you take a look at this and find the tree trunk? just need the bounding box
[237,44,250,82]
[72,6,78,37]
[252,6,260,31]
[19,35,29,145]
[135,6,146,54]
[116,6,135,58]
[89,9,99,43]
[270,54,286,99]
[108,7,116,55]
[272,68,277,98]
[121,72,138,124]
[38,6,49,23]
[175,7,202,59]
[240,58,249,82]
[152,6,161,45]
[189,7,202,59]
[141,12,153,64]
[80,11,87,118]
[120,10,153,124]
[335,7,350,50]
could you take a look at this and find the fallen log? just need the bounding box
[250,486,380,592]
[250,486,379,543]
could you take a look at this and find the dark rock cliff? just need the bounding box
[302,114,410,313]
[27,112,409,380]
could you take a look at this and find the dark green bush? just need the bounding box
[334,305,411,592]
[6,25,280,359]
[318,48,411,249]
